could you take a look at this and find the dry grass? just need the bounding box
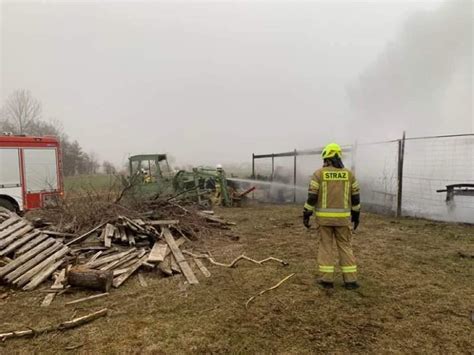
[1,204,473,354]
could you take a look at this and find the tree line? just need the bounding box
[0,89,116,176]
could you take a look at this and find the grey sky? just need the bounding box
[1,0,465,167]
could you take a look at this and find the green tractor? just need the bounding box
[127,154,233,207]
[127,154,255,208]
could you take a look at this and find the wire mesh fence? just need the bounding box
[251,133,474,223]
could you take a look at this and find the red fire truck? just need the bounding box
[0,135,64,212]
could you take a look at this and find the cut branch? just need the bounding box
[0,308,108,341]
[183,251,289,268]
[245,273,296,308]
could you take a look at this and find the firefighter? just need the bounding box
[303,143,361,290]
[214,164,224,205]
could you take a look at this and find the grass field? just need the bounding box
[64,174,120,192]
[0,205,473,353]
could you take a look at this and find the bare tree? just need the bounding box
[102,161,117,175]
[3,89,42,134]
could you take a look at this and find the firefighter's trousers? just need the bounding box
[318,225,357,283]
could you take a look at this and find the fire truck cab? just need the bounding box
[0,135,64,212]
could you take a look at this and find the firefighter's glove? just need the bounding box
[303,208,313,229]
[351,210,360,230]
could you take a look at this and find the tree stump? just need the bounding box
[67,267,113,292]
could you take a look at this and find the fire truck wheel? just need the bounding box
[0,199,17,213]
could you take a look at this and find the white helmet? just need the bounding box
[216,164,223,170]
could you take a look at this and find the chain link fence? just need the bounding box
[251,133,474,224]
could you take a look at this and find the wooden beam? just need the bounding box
[0,230,40,257]
[0,238,56,278]
[0,216,21,232]
[5,242,63,282]
[0,220,26,239]
[0,225,34,249]
[15,234,51,256]
[23,259,65,291]
[13,246,69,287]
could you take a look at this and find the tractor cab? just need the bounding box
[128,154,174,196]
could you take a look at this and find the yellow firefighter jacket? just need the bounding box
[304,166,360,226]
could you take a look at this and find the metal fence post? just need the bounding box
[293,149,297,203]
[271,154,275,181]
[396,132,406,217]
[252,153,255,179]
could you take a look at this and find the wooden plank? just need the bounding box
[65,292,109,306]
[0,238,56,278]
[128,234,136,246]
[137,273,148,287]
[170,255,181,274]
[147,220,179,226]
[100,251,139,271]
[4,242,63,282]
[118,257,139,270]
[0,216,21,231]
[71,246,109,253]
[41,268,66,307]
[51,268,67,290]
[15,234,50,256]
[162,228,198,284]
[193,257,211,278]
[121,216,146,232]
[13,246,69,286]
[88,249,136,268]
[0,225,34,249]
[103,224,114,248]
[23,259,65,291]
[65,221,108,246]
[162,228,185,262]
[178,261,199,284]
[86,251,102,265]
[158,255,173,276]
[41,230,77,238]
[120,226,128,243]
[148,242,168,263]
[0,230,40,257]
[133,219,146,226]
[112,254,148,288]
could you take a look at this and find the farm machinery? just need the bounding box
[127,154,254,207]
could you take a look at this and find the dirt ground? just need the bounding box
[0,204,473,354]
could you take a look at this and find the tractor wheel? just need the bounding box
[0,198,17,213]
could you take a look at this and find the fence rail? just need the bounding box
[251,132,474,223]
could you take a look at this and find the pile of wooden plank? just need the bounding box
[0,214,69,291]
[67,217,202,288]
[0,212,211,298]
